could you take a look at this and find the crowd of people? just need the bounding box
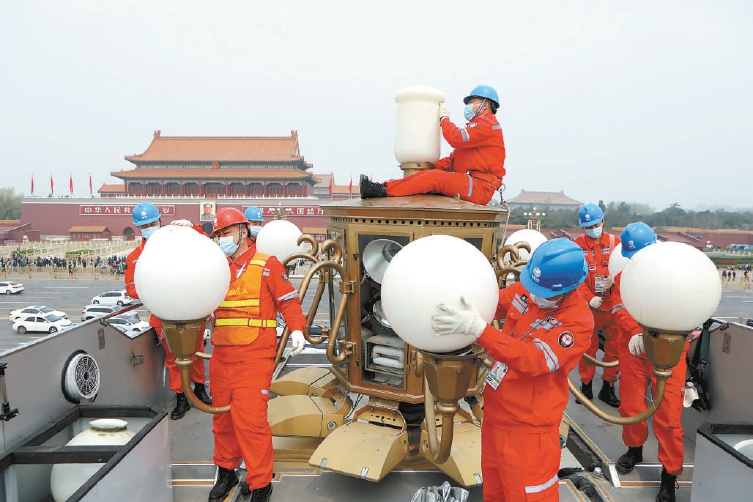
[0,252,127,276]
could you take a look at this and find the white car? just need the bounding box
[81,304,121,321]
[106,314,150,336]
[0,281,24,295]
[90,290,134,306]
[13,314,72,334]
[9,305,68,321]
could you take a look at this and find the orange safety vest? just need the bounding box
[213,252,277,346]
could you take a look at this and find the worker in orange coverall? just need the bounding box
[125,202,211,421]
[359,84,506,205]
[611,222,687,502]
[432,238,592,501]
[207,207,307,502]
[574,202,622,408]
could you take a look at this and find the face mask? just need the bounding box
[463,104,477,121]
[218,236,239,256]
[140,226,158,240]
[530,294,559,309]
[585,227,603,239]
[249,226,262,238]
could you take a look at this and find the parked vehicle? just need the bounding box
[106,314,150,336]
[90,290,133,306]
[12,314,72,334]
[81,304,121,321]
[0,281,24,295]
[8,306,68,321]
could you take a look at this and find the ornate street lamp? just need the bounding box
[571,241,722,423]
[133,225,231,413]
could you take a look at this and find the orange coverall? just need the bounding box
[574,232,621,385]
[611,272,688,476]
[211,241,306,490]
[477,282,593,501]
[125,238,206,393]
[385,113,506,205]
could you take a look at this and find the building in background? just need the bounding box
[17,131,358,243]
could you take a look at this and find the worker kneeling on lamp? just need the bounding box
[432,238,593,502]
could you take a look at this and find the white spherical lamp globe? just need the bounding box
[256,220,306,262]
[504,229,547,263]
[621,242,721,332]
[134,226,230,321]
[381,235,498,353]
[608,243,630,279]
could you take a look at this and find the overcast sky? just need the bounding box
[2,1,752,212]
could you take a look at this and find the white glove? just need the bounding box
[290,330,306,357]
[203,328,211,341]
[432,296,486,338]
[439,103,450,122]
[601,276,614,289]
[589,297,603,309]
[170,219,193,227]
[629,333,645,355]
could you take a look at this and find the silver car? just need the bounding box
[81,304,121,321]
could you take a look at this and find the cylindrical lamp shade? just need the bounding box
[134,226,230,321]
[394,85,445,164]
[256,220,306,262]
[621,242,721,332]
[608,243,630,279]
[381,235,498,353]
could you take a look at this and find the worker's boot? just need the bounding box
[237,481,273,502]
[598,381,621,408]
[359,175,387,199]
[193,382,212,405]
[616,445,643,474]
[208,467,239,502]
[575,380,593,404]
[170,393,190,420]
[656,467,677,502]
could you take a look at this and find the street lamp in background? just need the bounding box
[523,207,545,231]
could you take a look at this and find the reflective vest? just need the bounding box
[213,252,277,346]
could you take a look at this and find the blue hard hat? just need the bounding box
[519,238,588,298]
[132,202,161,226]
[621,222,657,258]
[463,84,500,107]
[244,206,264,223]
[578,203,605,227]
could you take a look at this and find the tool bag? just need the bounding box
[685,318,713,411]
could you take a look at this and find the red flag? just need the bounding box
[349,176,353,195]
[31,175,34,195]
[50,174,54,194]
[328,176,333,197]
[89,173,93,195]
[69,174,74,195]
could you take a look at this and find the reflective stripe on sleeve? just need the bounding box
[533,338,559,372]
[511,294,527,314]
[460,128,470,142]
[466,175,474,198]
[215,319,277,327]
[525,473,558,494]
[277,291,299,302]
